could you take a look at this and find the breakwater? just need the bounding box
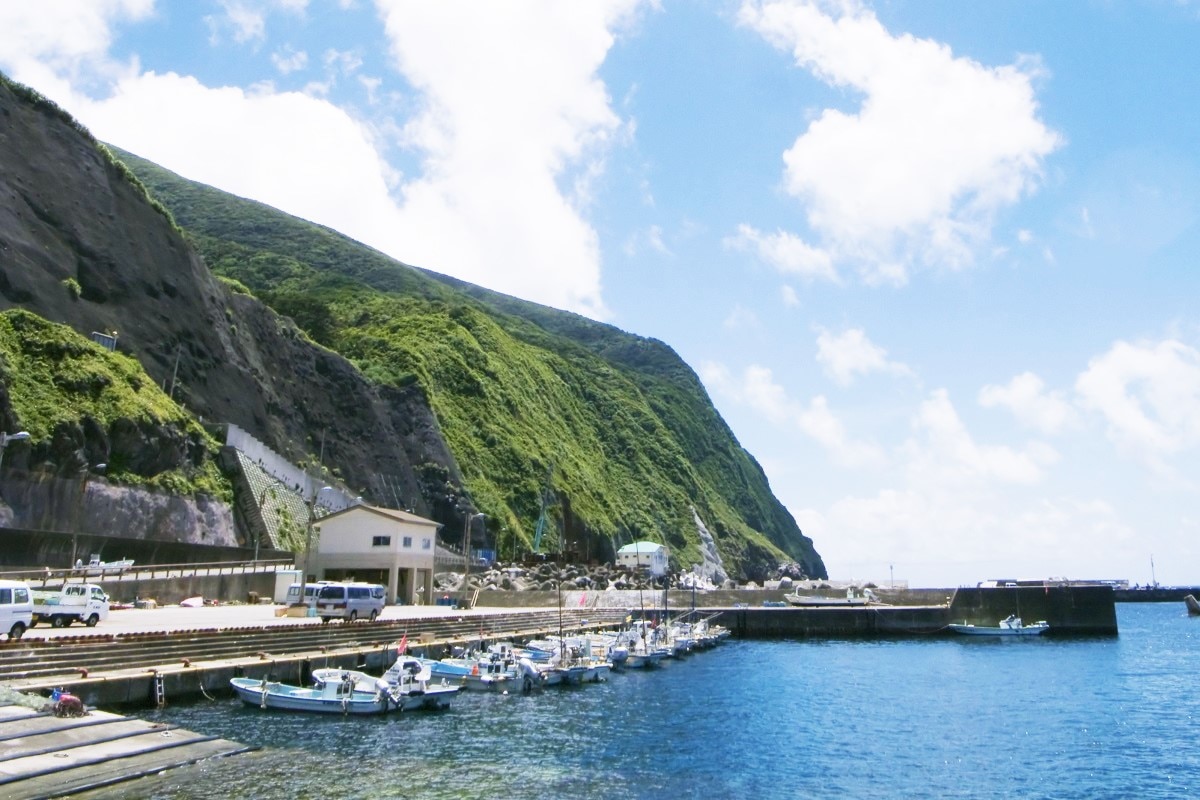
[716,584,1118,637]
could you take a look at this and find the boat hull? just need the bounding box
[231,678,389,714]
[310,667,459,711]
[948,623,1049,636]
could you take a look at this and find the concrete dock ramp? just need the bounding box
[0,704,253,799]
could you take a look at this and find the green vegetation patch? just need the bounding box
[0,309,230,499]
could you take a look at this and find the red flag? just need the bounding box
[579,592,587,607]
[397,634,408,654]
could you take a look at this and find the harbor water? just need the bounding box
[102,603,1196,799]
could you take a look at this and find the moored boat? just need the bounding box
[311,655,460,711]
[785,586,879,607]
[948,615,1049,637]
[231,676,393,714]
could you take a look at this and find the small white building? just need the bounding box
[617,541,669,577]
[308,504,440,605]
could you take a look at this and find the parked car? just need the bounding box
[31,583,110,628]
[314,582,386,622]
[0,580,33,639]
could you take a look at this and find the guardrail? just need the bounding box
[0,558,295,587]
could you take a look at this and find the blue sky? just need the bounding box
[4,0,1200,587]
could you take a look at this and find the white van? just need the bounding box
[0,580,33,640]
[284,582,326,607]
[314,582,386,622]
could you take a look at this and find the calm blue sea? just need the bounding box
[110,603,1196,799]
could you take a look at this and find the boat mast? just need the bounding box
[557,578,565,663]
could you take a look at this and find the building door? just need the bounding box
[396,567,411,604]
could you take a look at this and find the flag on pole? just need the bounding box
[397,634,408,654]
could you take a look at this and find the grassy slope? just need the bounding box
[112,148,826,578]
[0,309,229,498]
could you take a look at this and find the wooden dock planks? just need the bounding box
[0,704,254,799]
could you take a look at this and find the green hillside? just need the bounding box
[113,149,826,579]
[0,309,229,498]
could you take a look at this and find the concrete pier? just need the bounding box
[0,703,252,799]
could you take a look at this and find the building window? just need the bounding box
[403,536,413,548]
[372,535,391,547]
[422,538,432,550]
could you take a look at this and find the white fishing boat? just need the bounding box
[424,650,512,692]
[310,655,460,711]
[948,615,1049,637]
[785,586,879,607]
[230,675,392,714]
[524,636,609,684]
[81,555,134,575]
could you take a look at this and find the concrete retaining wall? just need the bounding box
[91,573,278,606]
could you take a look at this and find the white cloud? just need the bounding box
[210,1,267,44]
[795,394,884,467]
[0,0,153,93]
[271,47,308,74]
[815,326,912,386]
[1075,339,1200,467]
[738,0,1060,283]
[904,389,1057,486]
[780,285,800,307]
[979,372,1079,435]
[725,224,838,282]
[370,0,652,319]
[323,48,363,76]
[701,362,884,467]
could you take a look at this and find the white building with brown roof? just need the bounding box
[309,504,441,605]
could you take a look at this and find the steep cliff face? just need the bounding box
[0,75,449,520]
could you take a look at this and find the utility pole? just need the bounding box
[71,463,105,569]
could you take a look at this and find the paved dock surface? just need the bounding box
[0,703,252,799]
[26,601,488,639]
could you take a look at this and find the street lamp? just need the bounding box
[0,431,30,475]
[295,485,330,611]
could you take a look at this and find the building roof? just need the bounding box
[317,503,442,530]
[617,541,667,554]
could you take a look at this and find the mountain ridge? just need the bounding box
[0,72,825,580]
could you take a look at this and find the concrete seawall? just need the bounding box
[948,585,1117,634]
[712,585,1118,638]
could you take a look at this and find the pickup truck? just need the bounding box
[31,583,110,628]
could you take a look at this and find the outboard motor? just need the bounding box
[517,658,541,693]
